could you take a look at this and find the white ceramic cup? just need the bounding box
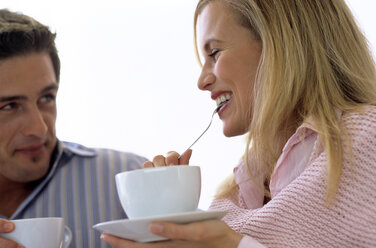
[116,165,201,219]
[0,217,72,248]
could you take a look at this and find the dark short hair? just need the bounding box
[0,9,60,82]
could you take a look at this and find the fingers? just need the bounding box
[142,161,154,168]
[151,155,166,166]
[165,151,180,165]
[149,221,209,241]
[148,220,243,247]
[0,219,14,233]
[100,233,135,248]
[0,238,21,248]
[179,149,192,165]
[149,220,232,241]
[142,150,192,168]
[101,234,171,248]
[0,220,20,248]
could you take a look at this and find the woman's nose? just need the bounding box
[197,68,216,91]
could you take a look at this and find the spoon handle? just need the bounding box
[178,106,219,160]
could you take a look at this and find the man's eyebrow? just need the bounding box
[0,95,27,102]
[0,83,58,103]
[40,83,59,94]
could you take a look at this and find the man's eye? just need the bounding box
[40,94,56,103]
[0,102,18,111]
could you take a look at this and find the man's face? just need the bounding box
[0,52,58,184]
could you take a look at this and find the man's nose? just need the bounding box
[22,106,48,138]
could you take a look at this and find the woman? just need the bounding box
[102,0,376,247]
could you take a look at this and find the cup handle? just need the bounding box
[63,225,72,248]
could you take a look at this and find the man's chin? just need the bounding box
[20,165,50,182]
[31,155,43,163]
[14,155,50,175]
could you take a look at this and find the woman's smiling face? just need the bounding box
[197,1,262,137]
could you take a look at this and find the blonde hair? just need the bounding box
[194,0,376,203]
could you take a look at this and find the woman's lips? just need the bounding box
[217,97,232,116]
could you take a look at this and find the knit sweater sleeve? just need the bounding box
[238,235,267,248]
[210,107,376,248]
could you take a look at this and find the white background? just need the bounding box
[2,0,375,209]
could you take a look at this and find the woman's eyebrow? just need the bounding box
[203,38,223,52]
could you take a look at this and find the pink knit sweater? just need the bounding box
[210,106,376,247]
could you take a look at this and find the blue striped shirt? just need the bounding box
[1,140,147,248]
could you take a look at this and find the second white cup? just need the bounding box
[0,217,72,248]
[116,165,201,219]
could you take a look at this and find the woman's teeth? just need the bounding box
[216,93,233,108]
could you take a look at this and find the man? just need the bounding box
[0,9,146,247]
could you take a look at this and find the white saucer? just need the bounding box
[92,210,227,242]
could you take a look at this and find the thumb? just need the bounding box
[179,149,192,165]
[0,219,14,233]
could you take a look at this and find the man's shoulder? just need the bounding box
[61,141,97,157]
[59,141,148,169]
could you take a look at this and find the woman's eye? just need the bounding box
[208,49,219,60]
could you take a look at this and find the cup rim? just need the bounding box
[12,217,64,223]
[115,165,200,178]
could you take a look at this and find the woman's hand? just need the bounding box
[143,149,192,168]
[101,219,242,248]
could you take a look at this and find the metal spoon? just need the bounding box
[178,100,228,159]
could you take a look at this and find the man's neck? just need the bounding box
[0,179,37,218]
[0,142,59,218]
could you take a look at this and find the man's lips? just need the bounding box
[15,144,46,156]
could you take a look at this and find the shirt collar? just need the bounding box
[300,108,343,133]
[60,141,97,157]
[8,140,96,219]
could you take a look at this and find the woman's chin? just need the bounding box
[222,126,240,137]
[222,122,248,137]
